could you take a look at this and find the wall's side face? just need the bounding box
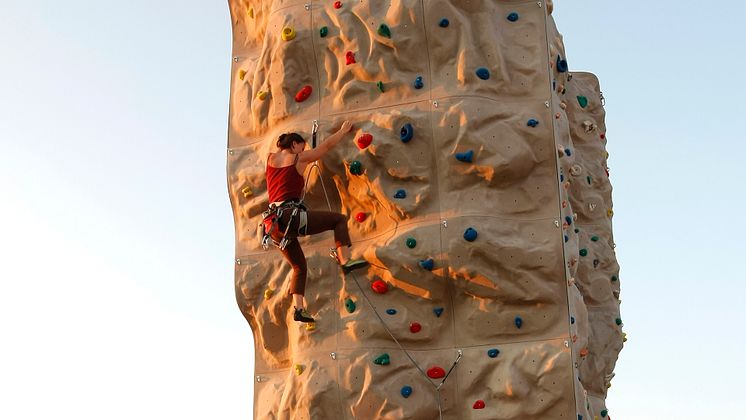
[227,1,622,419]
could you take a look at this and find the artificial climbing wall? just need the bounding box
[226,1,623,419]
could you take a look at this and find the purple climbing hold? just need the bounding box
[455,150,474,163]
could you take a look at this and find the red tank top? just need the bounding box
[266,153,305,203]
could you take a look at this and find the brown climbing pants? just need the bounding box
[271,210,352,296]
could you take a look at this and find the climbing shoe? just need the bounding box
[293,307,315,323]
[341,259,369,274]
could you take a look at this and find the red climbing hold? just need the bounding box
[333,1,342,9]
[427,366,446,379]
[473,400,485,409]
[295,85,312,102]
[356,133,373,149]
[409,322,422,333]
[345,51,356,65]
[600,133,606,140]
[371,279,388,294]
[355,212,367,223]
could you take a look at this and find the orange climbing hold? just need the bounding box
[295,85,312,102]
[356,133,373,149]
[427,366,445,379]
[371,279,388,294]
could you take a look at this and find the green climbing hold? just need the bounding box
[373,353,390,365]
[579,248,588,257]
[345,298,356,313]
[577,95,588,108]
[320,26,329,37]
[377,81,385,93]
[349,160,363,175]
[611,275,618,282]
[601,409,608,417]
[377,23,391,38]
[587,175,593,185]
[615,318,622,326]
[591,236,599,242]
[406,237,417,249]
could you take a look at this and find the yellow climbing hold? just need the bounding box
[264,289,274,300]
[294,364,304,375]
[257,90,268,100]
[622,333,628,342]
[305,322,316,331]
[238,69,247,81]
[248,7,254,18]
[281,26,296,41]
[607,208,614,217]
[241,186,253,198]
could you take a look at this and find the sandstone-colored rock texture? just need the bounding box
[227,1,623,419]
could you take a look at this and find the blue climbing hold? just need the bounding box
[394,189,407,199]
[400,123,414,143]
[476,67,490,80]
[564,235,568,243]
[413,76,424,89]
[401,385,413,398]
[571,316,575,324]
[560,174,564,182]
[515,316,523,329]
[527,118,539,127]
[557,55,568,73]
[386,308,397,315]
[507,12,519,22]
[565,148,572,156]
[565,216,572,225]
[433,307,444,317]
[455,150,474,163]
[463,227,478,242]
[487,348,499,358]
[439,18,449,28]
[419,258,434,271]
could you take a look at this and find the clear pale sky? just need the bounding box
[1,1,744,419]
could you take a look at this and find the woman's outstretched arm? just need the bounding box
[299,120,352,163]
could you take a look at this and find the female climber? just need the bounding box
[264,120,368,323]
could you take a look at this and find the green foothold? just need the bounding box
[587,175,592,185]
[345,298,356,313]
[579,248,588,257]
[349,160,363,175]
[601,409,609,417]
[377,81,384,93]
[611,275,618,282]
[615,318,622,326]
[373,353,390,365]
[574,228,580,234]
[377,23,391,38]
[591,236,599,242]
[406,237,417,248]
[320,26,329,37]
[577,95,588,108]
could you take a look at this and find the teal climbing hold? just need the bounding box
[374,353,390,365]
[527,118,539,127]
[476,67,490,80]
[386,308,397,315]
[579,248,588,257]
[571,316,575,324]
[413,76,424,89]
[463,227,478,242]
[507,12,519,22]
[433,307,444,317]
[565,216,573,225]
[377,23,391,38]
[401,385,413,398]
[487,348,499,358]
[400,123,414,143]
[455,150,474,163]
[320,26,329,37]
[394,189,406,199]
[591,235,599,242]
[557,55,568,73]
[439,18,449,28]
[420,258,434,271]
[611,275,618,282]
[515,316,523,329]
[406,237,417,248]
[377,81,385,92]
[587,175,592,185]
[601,409,608,417]
[577,95,588,108]
[349,160,363,175]
[345,298,356,313]
[615,318,622,326]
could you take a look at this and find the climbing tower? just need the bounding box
[227,1,623,419]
